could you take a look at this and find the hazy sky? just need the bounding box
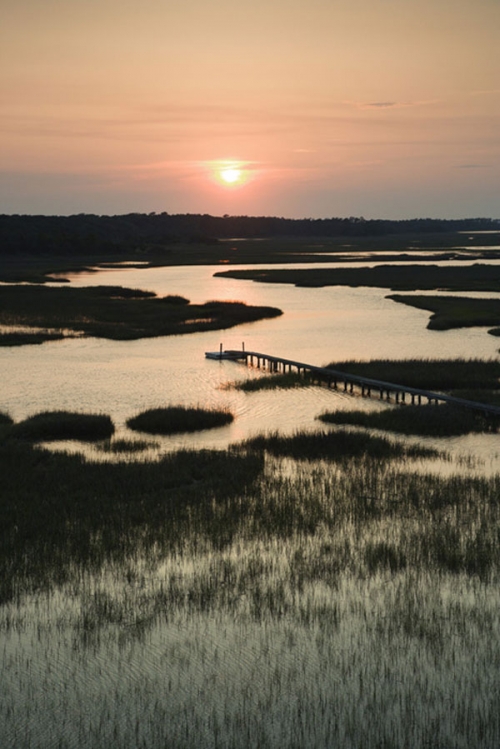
[1,0,499,218]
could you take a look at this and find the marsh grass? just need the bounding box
[0,436,263,603]
[243,428,439,461]
[319,403,500,436]
[324,357,500,391]
[3,435,500,746]
[230,372,310,391]
[389,294,500,333]
[0,331,65,346]
[215,263,500,292]
[97,438,159,453]
[126,406,234,435]
[452,389,500,407]
[231,359,500,407]
[2,435,500,608]
[10,411,115,442]
[0,284,282,342]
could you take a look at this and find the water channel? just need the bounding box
[2,259,500,465]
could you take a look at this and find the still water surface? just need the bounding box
[2,261,500,462]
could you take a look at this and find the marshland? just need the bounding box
[2,230,500,747]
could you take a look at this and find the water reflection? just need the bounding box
[2,262,500,466]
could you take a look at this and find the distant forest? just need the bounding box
[1,213,499,257]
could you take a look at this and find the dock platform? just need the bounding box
[212,348,500,419]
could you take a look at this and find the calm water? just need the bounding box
[2,261,500,462]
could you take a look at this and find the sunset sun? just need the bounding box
[207,160,252,189]
[220,167,241,184]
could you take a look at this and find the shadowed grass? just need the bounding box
[231,359,500,401]
[319,404,500,437]
[389,294,500,334]
[231,372,309,391]
[452,389,500,407]
[10,411,115,442]
[215,263,500,292]
[97,439,159,453]
[324,357,500,391]
[0,412,13,426]
[0,332,66,346]
[0,284,282,343]
[0,437,264,603]
[242,428,438,461]
[127,406,234,435]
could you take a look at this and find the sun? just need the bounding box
[206,160,252,189]
[220,167,241,184]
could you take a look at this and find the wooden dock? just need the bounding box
[219,349,500,418]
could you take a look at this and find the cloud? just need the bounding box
[356,100,438,110]
[454,163,492,169]
[364,102,397,109]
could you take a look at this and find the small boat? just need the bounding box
[205,351,239,360]
[205,343,246,360]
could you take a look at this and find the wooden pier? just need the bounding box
[219,349,500,418]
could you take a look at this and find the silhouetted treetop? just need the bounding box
[0,212,498,257]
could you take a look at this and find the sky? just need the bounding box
[1,0,499,219]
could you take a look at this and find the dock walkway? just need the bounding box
[220,349,500,418]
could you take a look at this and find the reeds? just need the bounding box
[126,406,234,435]
[2,433,500,746]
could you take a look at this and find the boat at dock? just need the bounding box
[205,350,243,360]
[205,343,247,360]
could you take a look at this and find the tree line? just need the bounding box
[1,212,498,256]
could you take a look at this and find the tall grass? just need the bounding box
[2,434,500,746]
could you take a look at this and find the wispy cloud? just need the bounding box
[454,163,492,169]
[364,102,397,109]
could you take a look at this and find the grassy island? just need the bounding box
[10,411,115,442]
[319,404,499,437]
[127,406,234,435]
[214,263,500,292]
[242,428,438,461]
[0,284,282,344]
[389,294,500,334]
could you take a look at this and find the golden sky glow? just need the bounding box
[1,0,499,217]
